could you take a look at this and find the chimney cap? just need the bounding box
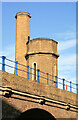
[15,11,31,19]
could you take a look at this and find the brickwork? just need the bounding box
[26,38,59,85]
[15,12,31,77]
[1,71,78,119]
[15,12,59,84]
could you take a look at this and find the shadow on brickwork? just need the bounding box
[1,97,78,120]
[1,99,21,120]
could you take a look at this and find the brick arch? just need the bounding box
[16,108,56,120]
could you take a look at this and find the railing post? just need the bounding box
[55,76,57,88]
[37,69,40,83]
[27,65,29,79]
[70,81,72,92]
[47,73,49,85]
[16,61,18,75]
[76,84,78,94]
[63,79,65,90]
[2,56,6,71]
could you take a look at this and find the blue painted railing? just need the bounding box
[0,56,77,94]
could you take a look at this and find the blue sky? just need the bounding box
[0,2,76,90]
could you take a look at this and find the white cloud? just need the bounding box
[55,30,76,40]
[56,29,76,85]
[58,54,76,66]
[58,39,76,51]
[58,54,76,85]
[53,29,76,51]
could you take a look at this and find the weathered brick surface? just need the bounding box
[26,38,59,86]
[15,12,31,77]
[0,71,78,119]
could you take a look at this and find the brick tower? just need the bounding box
[15,12,31,77]
[15,11,59,86]
[25,38,59,86]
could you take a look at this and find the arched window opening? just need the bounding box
[34,63,36,80]
[32,62,37,81]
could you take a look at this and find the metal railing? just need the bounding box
[0,56,78,94]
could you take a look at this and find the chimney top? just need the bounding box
[15,11,31,19]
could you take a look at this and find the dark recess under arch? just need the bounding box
[16,108,56,120]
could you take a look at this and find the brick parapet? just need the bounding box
[1,70,77,105]
[1,70,78,119]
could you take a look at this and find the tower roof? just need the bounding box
[31,38,58,44]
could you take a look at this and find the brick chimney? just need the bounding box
[15,11,31,77]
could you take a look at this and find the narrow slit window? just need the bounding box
[34,63,36,80]
[32,62,37,81]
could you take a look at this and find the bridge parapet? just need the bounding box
[0,70,78,106]
[0,56,77,94]
[0,70,78,119]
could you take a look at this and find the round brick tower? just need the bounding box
[15,12,31,77]
[25,38,59,86]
